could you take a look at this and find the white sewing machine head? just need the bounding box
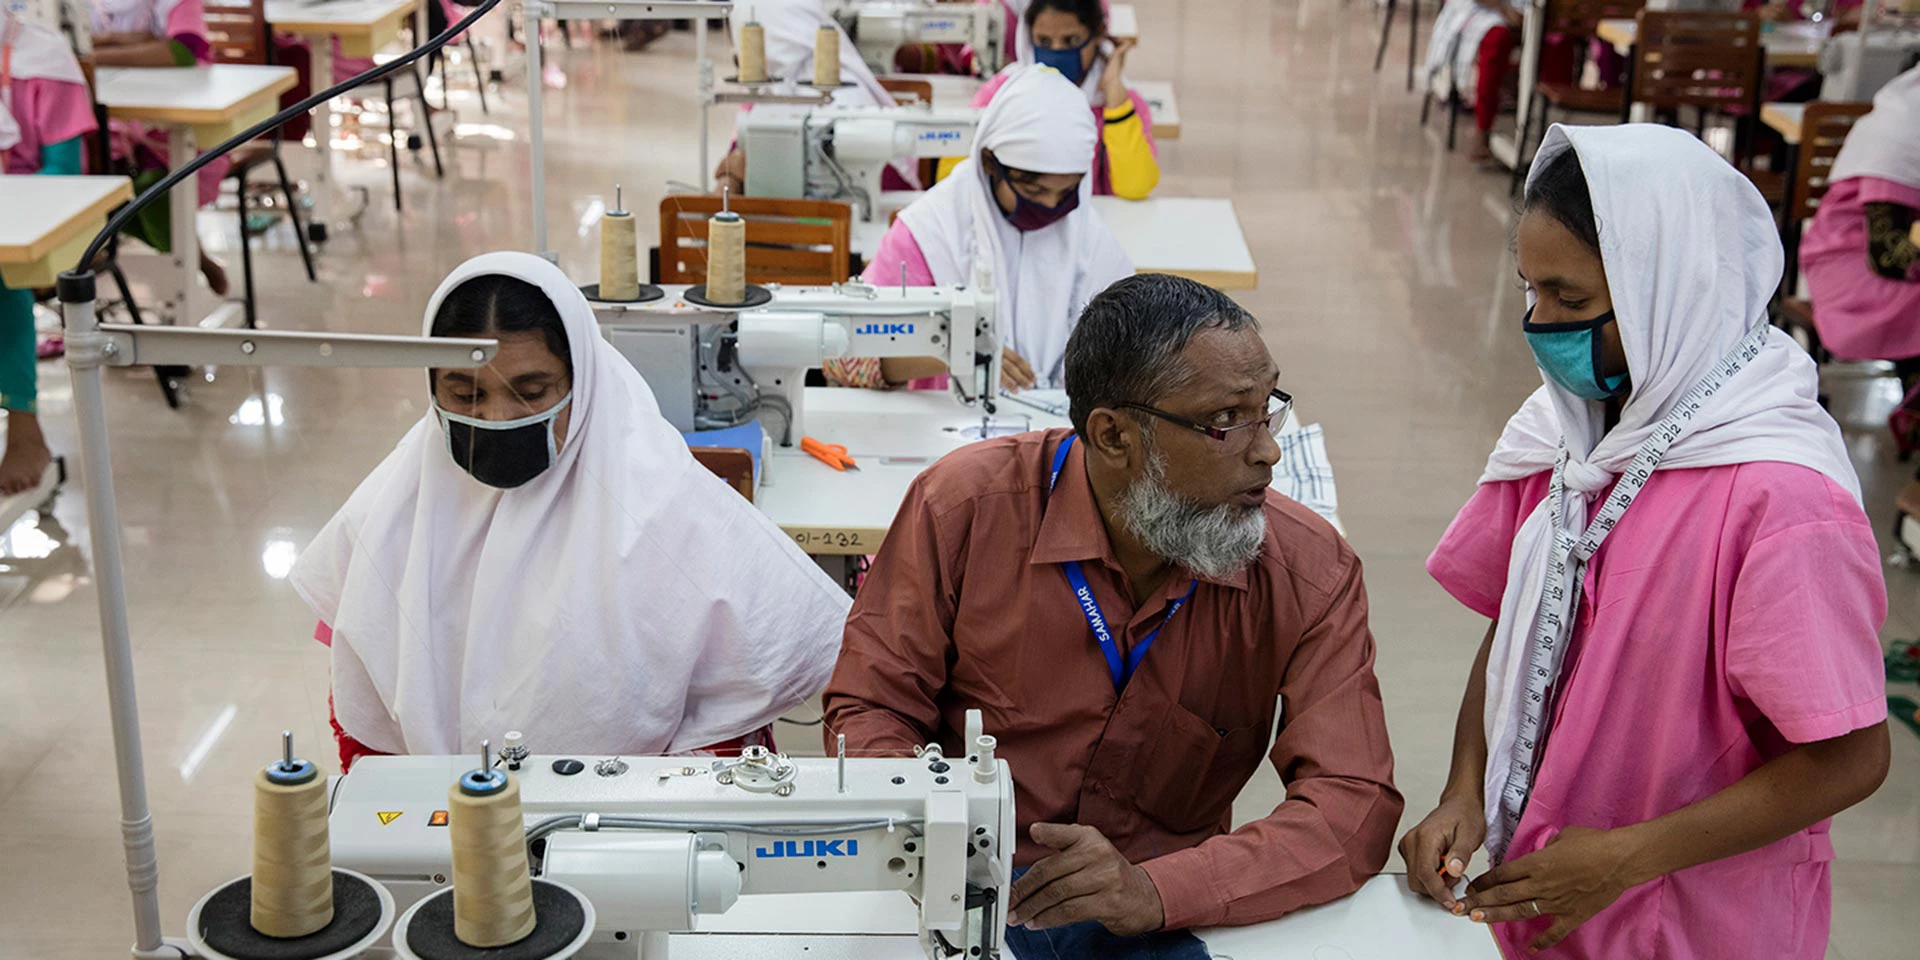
[740,104,981,224]
[830,0,1006,77]
[330,729,1015,960]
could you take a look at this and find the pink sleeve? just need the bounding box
[971,71,1009,108]
[24,78,98,149]
[1726,493,1888,744]
[1426,475,1548,620]
[861,221,937,286]
[166,0,212,62]
[1126,87,1158,158]
[315,621,333,647]
[1856,176,1920,209]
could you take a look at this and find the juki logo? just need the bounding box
[855,323,915,336]
[916,130,965,144]
[755,839,860,858]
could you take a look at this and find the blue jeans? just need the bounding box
[1002,867,1211,960]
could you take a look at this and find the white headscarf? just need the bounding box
[290,253,851,757]
[1476,124,1861,856]
[1828,64,1920,189]
[897,65,1131,387]
[1,12,87,154]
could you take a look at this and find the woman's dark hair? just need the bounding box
[1521,147,1601,254]
[430,274,573,379]
[1026,0,1105,35]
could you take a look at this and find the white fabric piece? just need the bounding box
[290,252,851,757]
[1477,124,1861,851]
[91,0,187,37]
[1,13,87,153]
[1828,64,1920,189]
[1422,0,1516,90]
[897,64,1130,388]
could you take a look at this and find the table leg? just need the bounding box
[309,46,337,240]
[167,126,200,326]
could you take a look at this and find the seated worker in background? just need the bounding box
[1403,126,1889,958]
[89,0,232,296]
[824,274,1403,955]
[0,8,96,495]
[955,0,1158,199]
[830,65,1132,391]
[1422,0,1576,165]
[290,252,852,771]
[712,0,916,196]
[1801,65,1919,364]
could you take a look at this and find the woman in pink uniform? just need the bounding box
[1399,123,1890,959]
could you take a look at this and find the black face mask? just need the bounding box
[436,393,572,489]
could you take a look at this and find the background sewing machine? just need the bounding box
[329,720,1015,960]
[592,280,1002,442]
[740,103,979,252]
[1819,25,1920,101]
[829,0,1006,77]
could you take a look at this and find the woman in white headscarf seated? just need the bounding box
[712,0,915,196]
[824,65,1132,391]
[1400,125,1889,959]
[291,253,853,771]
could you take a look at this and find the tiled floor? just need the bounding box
[2,2,1915,957]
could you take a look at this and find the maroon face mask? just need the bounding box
[986,158,1080,232]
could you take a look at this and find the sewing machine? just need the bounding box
[830,0,1006,77]
[740,103,978,226]
[329,717,1016,960]
[592,281,1002,441]
[1819,26,1920,101]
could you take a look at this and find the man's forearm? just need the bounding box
[1614,723,1890,886]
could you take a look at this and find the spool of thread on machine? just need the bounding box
[251,731,334,938]
[448,751,538,949]
[706,192,747,305]
[599,184,640,301]
[813,24,840,87]
[738,15,768,83]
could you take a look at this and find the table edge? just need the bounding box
[0,178,134,263]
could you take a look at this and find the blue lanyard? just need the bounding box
[1049,436,1198,691]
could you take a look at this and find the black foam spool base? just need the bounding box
[684,284,773,310]
[579,283,665,305]
[404,880,588,960]
[198,871,383,960]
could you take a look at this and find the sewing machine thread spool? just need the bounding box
[598,185,640,301]
[738,17,768,83]
[250,730,333,938]
[813,24,840,87]
[448,743,537,948]
[705,208,748,305]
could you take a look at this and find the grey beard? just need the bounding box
[1117,447,1266,581]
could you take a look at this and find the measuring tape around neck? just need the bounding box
[1488,323,1774,862]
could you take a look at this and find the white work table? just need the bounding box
[265,0,418,236]
[1131,79,1179,139]
[0,175,133,289]
[94,65,297,329]
[854,195,1257,291]
[673,874,1499,958]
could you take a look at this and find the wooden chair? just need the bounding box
[1774,100,1873,358]
[691,448,756,502]
[1622,10,1765,172]
[657,196,853,286]
[204,0,317,329]
[1509,0,1646,195]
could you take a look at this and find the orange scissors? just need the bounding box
[801,436,859,471]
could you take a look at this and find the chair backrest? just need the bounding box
[1792,101,1873,220]
[690,447,755,502]
[1543,0,1646,41]
[203,0,269,65]
[1628,10,1762,112]
[658,195,854,286]
[879,77,936,106]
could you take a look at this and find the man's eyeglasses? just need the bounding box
[1118,389,1294,447]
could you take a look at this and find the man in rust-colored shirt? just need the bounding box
[823,275,1402,953]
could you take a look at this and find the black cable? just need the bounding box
[62,0,507,285]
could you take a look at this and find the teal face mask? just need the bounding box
[1522,307,1629,401]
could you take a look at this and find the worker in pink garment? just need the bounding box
[89,0,232,296]
[1400,124,1890,959]
[1800,64,1920,362]
[824,65,1131,392]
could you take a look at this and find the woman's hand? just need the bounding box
[1397,792,1485,914]
[1100,37,1137,109]
[1000,347,1037,391]
[1461,825,1642,952]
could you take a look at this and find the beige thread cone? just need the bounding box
[706,211,747,304]
[251,768,335,938]
[813,25,841,87]
[449,773,537,948]
[599,209,640,301]
[738,21,768,83]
